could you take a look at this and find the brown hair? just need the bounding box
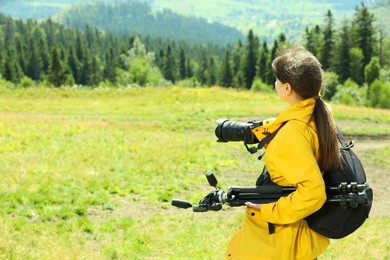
[272,46,340,172]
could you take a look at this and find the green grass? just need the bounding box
[0,86,389,259]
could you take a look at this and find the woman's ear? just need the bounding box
[285,83,293,96]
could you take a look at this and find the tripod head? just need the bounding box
[171,171,224,212]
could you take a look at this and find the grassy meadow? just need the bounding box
[0,86,389,259]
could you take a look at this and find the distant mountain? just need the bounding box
[52,1,244,45]
[0,0,387,43]
[142,0,378,42]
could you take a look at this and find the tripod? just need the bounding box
[172,171,371,212]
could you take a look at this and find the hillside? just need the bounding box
[52,1,244,45]
[1,0,387,43]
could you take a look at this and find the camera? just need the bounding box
[215,119,261,144]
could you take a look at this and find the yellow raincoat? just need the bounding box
[225,98,330,260]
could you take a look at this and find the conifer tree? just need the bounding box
[26,37,43,81]
[4,47,22,83]
[353,3,376,69]
[15,38,27,75]
[257,42,269,83]
[4,20,15,46]
[232,40,244,88]
[3,53,18,83]
[243,30,258,89]
[185,60,193,78]
[90,55,101,86]
[68,47,81,84]
[156,49,164,71]
[278,33,286,44]
[266,40,279,85]
[232,40,243,75]
[0,43,4,78]
[163,45,175,83]
[38,38,50,73]
[321,10,334,70]
[197,52,208,86]
[333,20,351,83]
[48,45,67,87]
[305,25,321,57]
[207,57,217,86]
[220,50,233,87]
[75,32,86,62]
[103,48,117,84]
[179,49,186,80]
[80,53,92,86]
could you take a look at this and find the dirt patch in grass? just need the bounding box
[345,136,389,217]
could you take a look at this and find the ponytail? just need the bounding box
[313,98,341,172]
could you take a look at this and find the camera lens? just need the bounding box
[215,119,253,142]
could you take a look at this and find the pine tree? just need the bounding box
[38,38,50,73]
[206,57,217,86]
[257,42,269,83]
[305,25,322,57]
[4,46,22,83]
[278,33,286,44]
[103,48,117,84]
[266,40,279,85]
[179,49,186,80]
[353,3,376,69]
[48,45,67,87]
[90,55,101,86]
[0,46,4,78]
[15,38,27,76]
[321,10,334,70]
[68,47,81,84]
[197,52,208,86]
[243,30,258,89]
[75,32,86,62]
[163,45,175,83]
[333,20,351,83]
[232,40,243,75]
[80,53,92,86]
[232,40,244,88]
[185,60,193,78]
[220,50,233,87]
[3,51,17,83]
[4,20,15,46]
[26,37,43,81]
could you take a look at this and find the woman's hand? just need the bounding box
[245,202,261,210]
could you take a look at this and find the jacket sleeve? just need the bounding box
[258,122,327,224]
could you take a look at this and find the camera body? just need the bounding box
[215,118,276,144]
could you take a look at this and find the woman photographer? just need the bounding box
[225,46,341,260]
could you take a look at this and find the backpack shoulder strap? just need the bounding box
[336,126,355,150]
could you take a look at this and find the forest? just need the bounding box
[0,3,389,108]
[54,1,244,46]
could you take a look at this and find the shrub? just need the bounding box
[322,71,339,100]
[368,80,390,109]
[331,78,366,106]
[19,76,35,88]
[251,78,273,93]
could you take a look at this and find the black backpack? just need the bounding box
[256,125,373,239]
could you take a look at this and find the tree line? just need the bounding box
[0,3,389,108]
